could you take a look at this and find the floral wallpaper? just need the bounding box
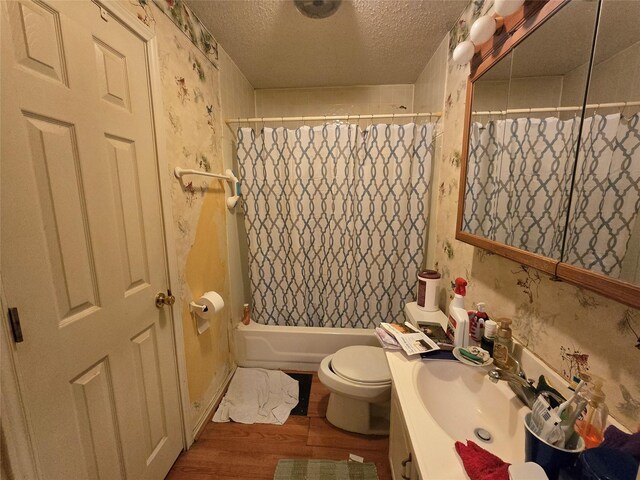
[435,0,640,430]
[127,1,231,432]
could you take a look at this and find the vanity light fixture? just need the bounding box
[470,15,500,44]
[494,0,525,17]
[453,40,476,65]
[453,0,523,66]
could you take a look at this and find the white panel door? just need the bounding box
[1,1,183,478]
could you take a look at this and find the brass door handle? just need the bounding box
[155,290,175,308]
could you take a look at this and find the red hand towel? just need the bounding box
[454,440,511,480]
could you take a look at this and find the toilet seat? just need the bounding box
[318,345,392,435]
[330,346,391,386]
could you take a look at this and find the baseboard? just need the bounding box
[191,365,236,442]
[236,359,321,371]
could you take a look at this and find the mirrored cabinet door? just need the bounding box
[562,0,640,286]
[460,1,598,259]
[462,52,513,243]
[500,1,598,259]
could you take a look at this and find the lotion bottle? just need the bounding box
[242,304,250,325]
[493,318,513,369]
[446,277,469,348]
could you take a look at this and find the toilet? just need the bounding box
[318,344,392,435]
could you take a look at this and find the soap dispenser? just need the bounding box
[575,373,609,448]
[446,277,469,348]
[492,318,513,369]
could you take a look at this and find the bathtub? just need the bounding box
[233,320,379,371]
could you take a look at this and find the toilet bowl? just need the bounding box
[318,345,391,435]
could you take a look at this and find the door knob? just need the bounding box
[155,290,175,308]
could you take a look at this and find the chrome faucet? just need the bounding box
[488,363,537,409]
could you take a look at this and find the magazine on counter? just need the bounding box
[379,322,440,356]
[374,327,402,350]
[416,321,454,351]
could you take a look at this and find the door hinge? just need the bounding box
[7,307,24,343]
[99,6,109,22]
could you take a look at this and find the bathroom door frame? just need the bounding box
[0,1,193,477]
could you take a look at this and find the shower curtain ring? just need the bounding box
[621,101,631,118]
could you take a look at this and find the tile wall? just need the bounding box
[412,38,448,269]
[255,85,414,127]
[219,48,255,332]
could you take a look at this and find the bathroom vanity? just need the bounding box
[386,303,625,479]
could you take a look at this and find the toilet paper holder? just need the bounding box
[188,291,225,318]
[189,301,208,313]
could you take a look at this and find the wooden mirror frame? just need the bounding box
[455,0,640,308]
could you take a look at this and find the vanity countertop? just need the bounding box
[386,304,498,479]
[385,302,626,479]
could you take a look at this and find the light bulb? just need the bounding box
[452,40,475,65]
[494,0,524,17]
[470,15,497,44]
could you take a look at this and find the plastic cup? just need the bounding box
[524,412,585,480]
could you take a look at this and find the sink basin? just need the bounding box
[414,360,526,462]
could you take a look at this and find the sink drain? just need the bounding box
[474,428,493,443]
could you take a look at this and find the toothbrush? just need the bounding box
[556,380,585,419]
[560,396,588,444]
[556,381,587,444]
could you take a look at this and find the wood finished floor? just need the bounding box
[165,372,392,480]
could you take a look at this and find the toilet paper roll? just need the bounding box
[195,291,225,320]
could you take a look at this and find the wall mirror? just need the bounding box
[457,0,640,307]
[560,0,640,286]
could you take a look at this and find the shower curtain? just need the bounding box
[237,123,434,328]
[564,113,640,277]
[464,116,578,257]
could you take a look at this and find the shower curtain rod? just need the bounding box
[225,111,442,125]
[472,100,640,116]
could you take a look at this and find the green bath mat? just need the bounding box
[273,459,378,480]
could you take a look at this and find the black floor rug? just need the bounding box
[286,373,313,416]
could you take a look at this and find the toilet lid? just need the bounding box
[331,346,391,384]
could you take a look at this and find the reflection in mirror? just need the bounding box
[462,1,599,258]
[563,0,640,284]
[463,52,513,246]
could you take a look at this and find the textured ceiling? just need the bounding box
[186,0,468,88]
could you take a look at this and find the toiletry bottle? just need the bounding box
[481,319,497,356]
[575,374,609,448]
[470,302,489,342]
[492,318,513,369]
[468,310,477,339]
[242,304,250,325]
[446,277,469,348]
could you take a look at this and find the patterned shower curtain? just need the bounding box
[237,123,434,328]
[464,116,578,257]
[564,113,640,277]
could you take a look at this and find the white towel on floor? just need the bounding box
[212,368,299,425]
